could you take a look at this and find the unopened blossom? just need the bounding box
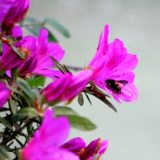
[0,27,64,79]
[41,70,93,104]
[21,108,79,160]
[0,82,11,109]
[0,0,30,32]
[61,137,86,155]
[62,137,108,160]
[88,25,138,103]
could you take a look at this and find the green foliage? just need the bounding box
[16,78,36,103]
[44,17,70,38]
[24,16,70,43]
[67,115,97,131]
[12,108,38,122]
[53,106,97,131]
[9,44,25,59]
[9,99,17,115]
[0,145,10,159]
[54,106,79,116]
[27,76,45,88]
[0,117,13,130]
[44,27,58,43]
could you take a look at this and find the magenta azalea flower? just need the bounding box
[88,25,138,103]
[0,27,65,79]
[21,108,79,160]
[0,0,30,32]
[62,137,108,160]
[61,137,86,155]
[30,28,65,78]
[0,82,10,109]
[41,70,93,104]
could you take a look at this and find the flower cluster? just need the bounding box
[21,109,108,160]
[0,1,138,160]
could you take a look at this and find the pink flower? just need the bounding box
[21,108,79,160]
[0,82,10,109]
[30,28,65,79]
[61,137,86,155]
[88,25,138,103]
[0,0,30,32]
[62,137,108,160]
[41,70,93,104]
[0,27,64,79]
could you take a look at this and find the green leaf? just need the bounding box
[11,67,19,78]
[47,29,58,43]
[16,78,35,102]
[66,115,97,131]
[44,18,70,38]
[0,145,10,159]
[43,27,58,43]
[84,92,92,105]
[26,25,41,37]
[78,93,84,106]
[49,56,67,73]
[0,117,13,130]
[5,35,22,43]
[9,44,25,59]
[94,94,117,112]
[5,36,16,43]
[53,107,96,131]
[25,17,42,37]
[53,106,79,116]
[9,98,17,115]
[28,76,45,88]
[27,124,34,138]
[12,108,38,122]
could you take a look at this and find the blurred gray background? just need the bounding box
[27,0,160,159]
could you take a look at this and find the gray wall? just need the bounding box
[27,0,160,160]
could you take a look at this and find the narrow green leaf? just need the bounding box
[28,76,45,88]
[0,117,13,130]
[9,98,17,115]
[42,27,58,43]
[84,92,92,105]
[44,18,70,38]
[66,115,97,131]
[5,35,22,43]
[5,36,16,43]
[49,56,67,73]
[27,124,34,138]
[0,145,10,159]
[16,78,35,102]
[26,25,41,37]
[12,108,38,122]
[48,30,58,43]
[53,106,79,116]
[91,92,117,112]
[25,17,44,37]
[9,44,25,59]
[78,93,84,106]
